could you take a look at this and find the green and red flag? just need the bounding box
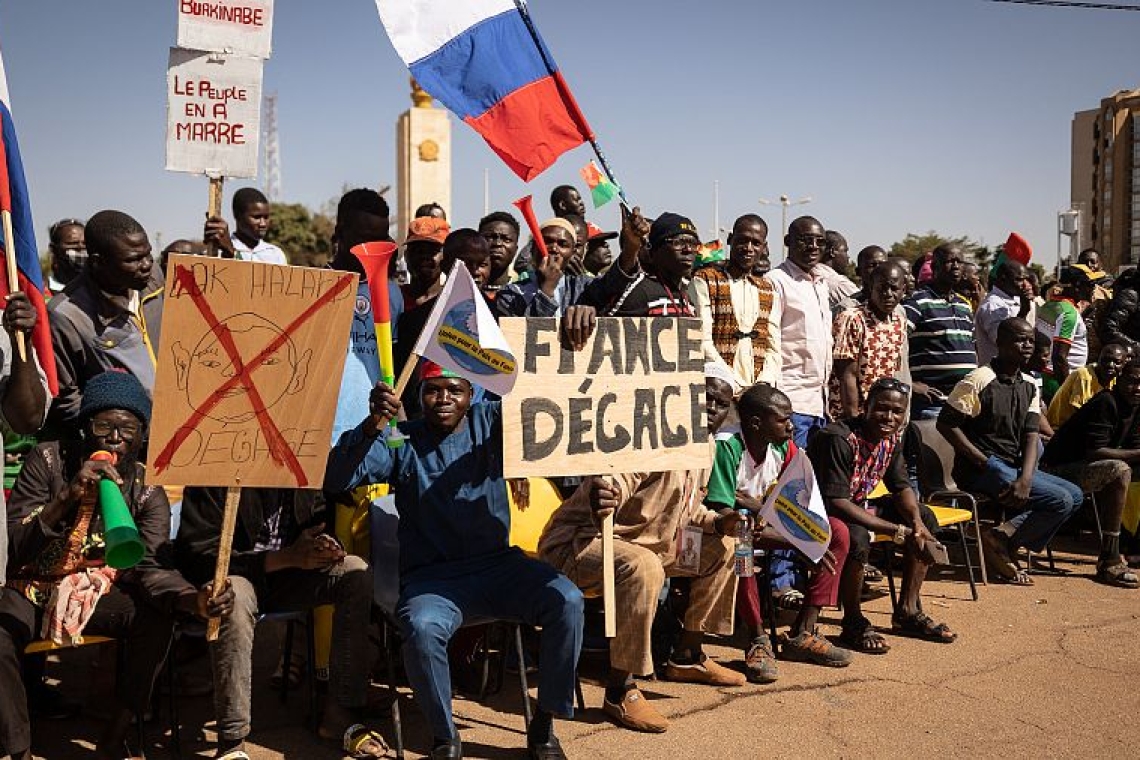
[579,159,620,209]
[696,239,726,267]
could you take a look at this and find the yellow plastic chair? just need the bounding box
[508,477,564,557]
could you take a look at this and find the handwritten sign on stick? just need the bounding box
[148,255,357,488]
[500,317,709,479]
[177,0,275,60]
[166,48,262,178]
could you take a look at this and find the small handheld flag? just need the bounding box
[411,261,518,397]
[580,160,620,209]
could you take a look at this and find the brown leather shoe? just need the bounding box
[602,687,669,733]
[663,653,746,687]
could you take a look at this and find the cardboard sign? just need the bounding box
[165,48,262,178]
[177,0,275,59]
[148,255,358,488]
[500,317,709,478]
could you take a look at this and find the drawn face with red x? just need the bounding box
[171,313,312,424]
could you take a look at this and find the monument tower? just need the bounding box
[396,78,452,243]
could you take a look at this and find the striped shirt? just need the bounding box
[903,286,977,394]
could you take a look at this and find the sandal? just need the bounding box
[863,564,884,583]
[269,650,305,691]
[340,723,390,759]
[839,615,890,654]
[892,611,957,643]
[217,751,251,760]
[1096,562,1140,589]
[774,588,804,611]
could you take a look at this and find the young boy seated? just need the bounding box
[708,383,852,684]
[325,364,583,760]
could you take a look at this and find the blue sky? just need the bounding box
[1,1,1138,269]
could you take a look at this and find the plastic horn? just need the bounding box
[512,195,549,260]
[90,450,144,570]
[350,241,405,448]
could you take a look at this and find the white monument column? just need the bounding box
[396,79,452,243]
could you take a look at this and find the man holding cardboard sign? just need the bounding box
[325,366,583,760]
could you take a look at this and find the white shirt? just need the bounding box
[232,235,288,265]
[764,260,834,418]
[689,273,782,389]
[974,286,1021,366]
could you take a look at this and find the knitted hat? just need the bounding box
[79,370,152,427]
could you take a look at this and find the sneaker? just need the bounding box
[780,628,853,668]
[602,687,669,733]
[663,653,746,687]
[744,636,779,684]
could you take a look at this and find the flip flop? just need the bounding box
[892,611,957,643]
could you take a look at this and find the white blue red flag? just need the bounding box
[0,47,57,394]
[374,0,593,181]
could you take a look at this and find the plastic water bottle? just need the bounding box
[733,509,754,577]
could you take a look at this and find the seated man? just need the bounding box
[325,364,583,760]
[0,371,231,760]
[708,384,852,683]
[1046,342,1128,429]
[538,455,747,734]
[809,378,956,652]
[1040,359,1140,588]
[175,487,384,759]
[939,317,1082,586]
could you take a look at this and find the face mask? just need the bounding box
[64,249,88,269]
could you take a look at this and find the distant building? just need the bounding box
[1072,89,1140,273]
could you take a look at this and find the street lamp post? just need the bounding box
[759,194,813,259]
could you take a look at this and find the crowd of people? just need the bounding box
[0,182,1136,760]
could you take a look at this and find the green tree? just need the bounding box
[264,202,333,268]
[889,231,986,265]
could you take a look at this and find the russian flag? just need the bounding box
[0,48,58,395]
[375,0,594,181]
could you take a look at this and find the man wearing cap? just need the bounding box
[402,216,451,310]
[582,212,699,317]
[1037,264,1102,403]
[583,223,617,276]
[975,258,1033,366]
[326,365,584,760]
[0,371,233,760]
[690,214,782,389]
[495,218,593,319]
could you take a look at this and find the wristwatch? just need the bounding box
[893,524,911,546]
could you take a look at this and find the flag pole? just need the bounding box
[512,0,629,205]
[1,209,27,361]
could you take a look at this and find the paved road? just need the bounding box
[31,541,1140,758]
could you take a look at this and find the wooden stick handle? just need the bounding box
[393,352,420,398]
[601,508,616,638]
[206,485,242,641]
[1,210,27,362]
[206,175,225,258]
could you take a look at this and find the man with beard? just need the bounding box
[902,244,977,420]
[689,214,782,389]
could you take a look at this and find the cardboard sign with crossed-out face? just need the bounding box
[148,255,357,488]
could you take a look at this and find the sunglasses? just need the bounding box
[869,377,911,396]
